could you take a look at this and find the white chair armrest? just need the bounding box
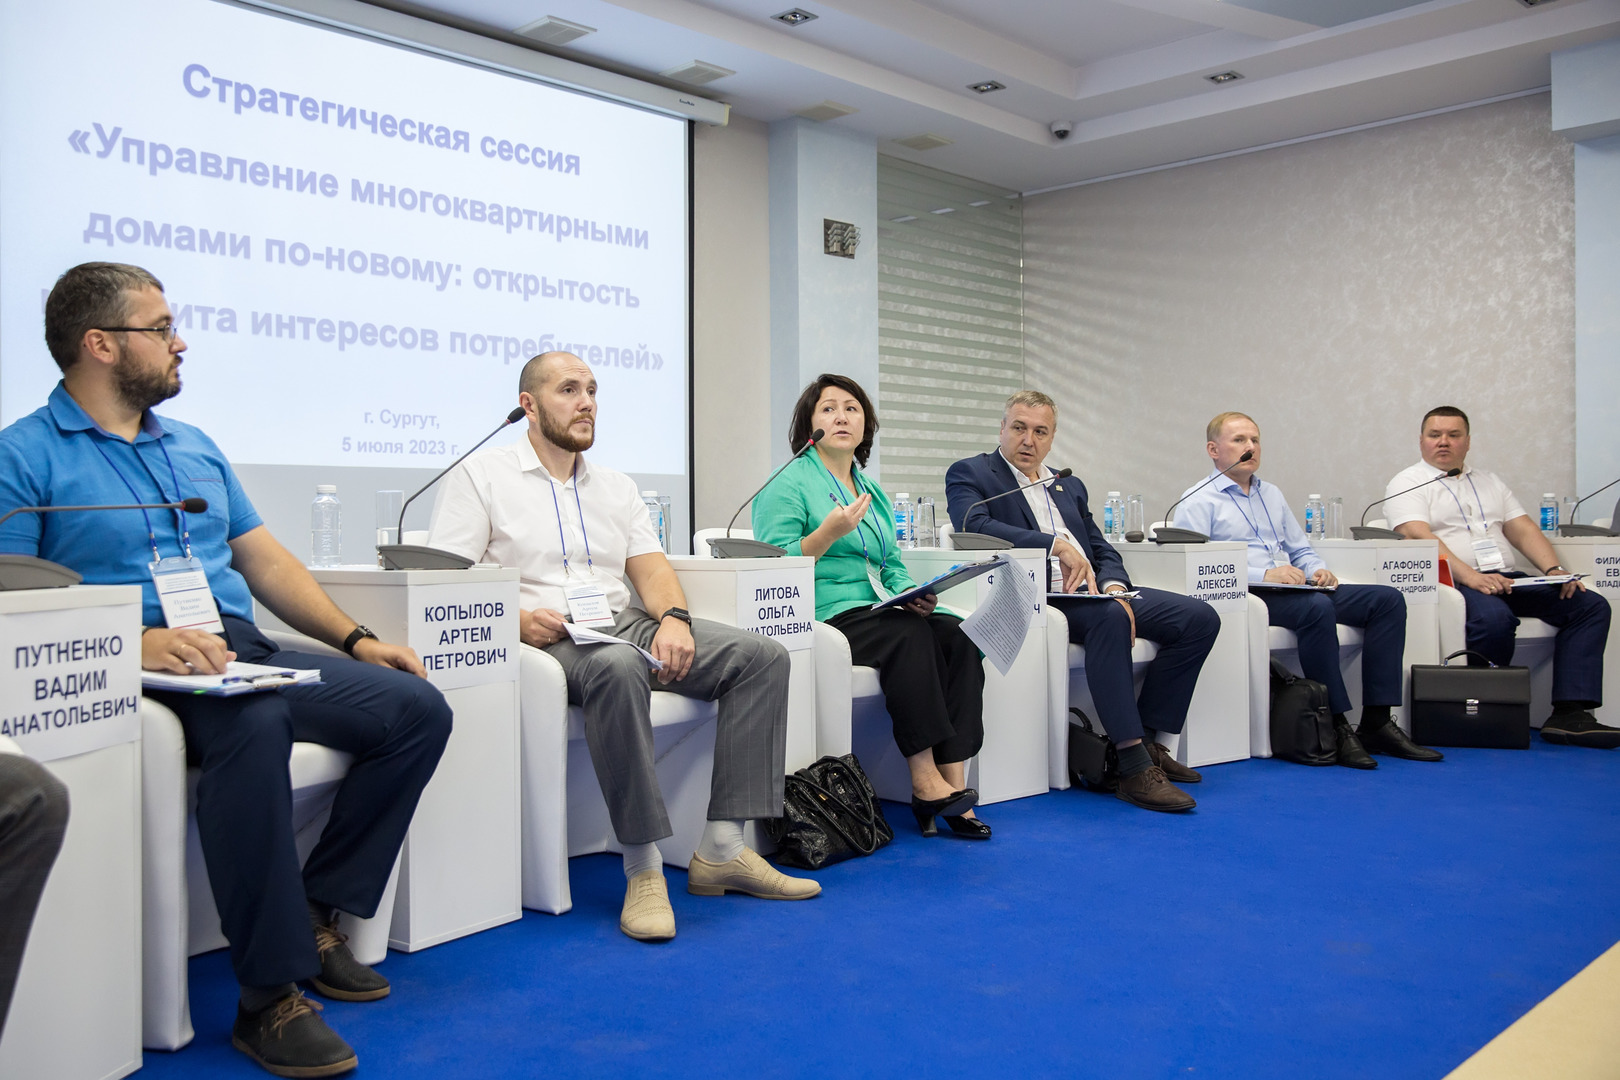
[813,621,853,758]
[140,697,195,1050]
[0,734,22,756]
[1437,584,1467,661]
[517,643,572,914]
[1046,606,1070,789]
[1247,593,1272,758]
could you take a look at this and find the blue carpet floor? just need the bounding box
[139,741,1620,1079]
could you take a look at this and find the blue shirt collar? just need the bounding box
[47,381,167,442]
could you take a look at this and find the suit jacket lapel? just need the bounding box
[987,451,1039,530]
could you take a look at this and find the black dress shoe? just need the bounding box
[942,814,992,839]
[1147,740,1202,783]
[1541,711,1620,749]
[232,992,357,1078]
[1359,720,1444,761]
[309,915,390,1002]
[910,789,978,837]
[1334,725,1377,770]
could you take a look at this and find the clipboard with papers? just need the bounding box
[1249,582,1337,593]
[141,661,323,696]
[1048,589,1141,600]
[872,558,1003,610]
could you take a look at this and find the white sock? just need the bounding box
[696,819,746,864]
[622,841,663,881]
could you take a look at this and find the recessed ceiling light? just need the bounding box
[1206,71,1244,84]
[893,133,954,151]
[890,215,917,223]
[967,80,1005,94]
[514,15,596,47]
[660,60,736,86]
[929,207,955,215]
[772,8,818,26]
[968,200,990,207]
[795,100,858,122]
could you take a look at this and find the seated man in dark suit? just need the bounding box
[946,391,1219,812]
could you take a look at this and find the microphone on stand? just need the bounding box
[708,429,825,558]
[1559,474,1620,537]
[377,407,527,570]
[1350,467,1461,541]
[1151,451,1254,544]
[951,469,1073,551]
[0,498,212,590]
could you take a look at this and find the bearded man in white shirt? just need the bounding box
[1385,406,1615,748]
[427,352,819,942]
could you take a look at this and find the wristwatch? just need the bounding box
[342,624,378,656]
[1545,565,1568,575]
[660,607,692,627]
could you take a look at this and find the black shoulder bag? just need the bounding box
[1269,658,1337,765]
[765,754,894,870]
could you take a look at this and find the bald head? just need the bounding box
[519,350,597,453]
[518,350,589,398]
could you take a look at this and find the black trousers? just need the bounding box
[0,754,69,1038]
[828,606,985,764]
[146,616,452,988]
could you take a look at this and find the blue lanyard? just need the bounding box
[547,460,594,577]
[818,457,886,570]
[1440,474,1488,537]
[1224,481,1284,557]
[91,434,193,561]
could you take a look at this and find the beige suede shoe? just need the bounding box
[687,848,822,899]
[620,870,676,941]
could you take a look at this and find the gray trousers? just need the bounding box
[0,755,69,1038]
[544,609,790,845]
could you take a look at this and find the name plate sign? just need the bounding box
[1,601,141,761]
[1186,553,1248,613]
[736,568,814,652]
[1376,546,1439,606]
[408,580,519,691]
[1588,543,1620,599]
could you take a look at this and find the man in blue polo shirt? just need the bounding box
[1173,411,1443,769]
[0,263,452,1078]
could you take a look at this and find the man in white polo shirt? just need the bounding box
[427,351,819,942]
[1386,406,1615,748]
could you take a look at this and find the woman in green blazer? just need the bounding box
[752,374,990,839]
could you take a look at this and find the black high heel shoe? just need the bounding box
[909,788,978,837]
[942,814,991,840]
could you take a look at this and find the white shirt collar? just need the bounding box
[999,449,1046,485]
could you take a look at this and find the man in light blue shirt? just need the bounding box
[1174,411,1441,767]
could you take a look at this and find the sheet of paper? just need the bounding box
[1249,582,1337,592]
[565,622,665,670]
[1509,574,1581,588]
[959,554,1038,677]
[141,661,322,695]
[1047,590,1142,600]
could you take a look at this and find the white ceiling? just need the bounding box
[394,0,1620,191]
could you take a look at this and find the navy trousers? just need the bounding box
[1461,575,1610,704]
[1052,587,1220,745]
[1261,584,1405,716]
[147,616,452,988]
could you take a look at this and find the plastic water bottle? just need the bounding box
[915,496,936,547]
[1304,494,1325,540]
[893,492,916,549]
[1541,493,1559,535]
[310,485,341,567]
[641,490,668,552]
[1103,491,1124,540]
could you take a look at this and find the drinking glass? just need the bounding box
[375,490,403,562]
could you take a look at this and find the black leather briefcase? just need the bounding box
[1409,650,1531,749]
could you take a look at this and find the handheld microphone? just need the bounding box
[708,429,825,558]
[0,498,211,590]
[377,406,528,570]
[1350,466,1461,541]
[952,468,1072,551]
[1151,451,1254,544]
[1559,474,1620,537]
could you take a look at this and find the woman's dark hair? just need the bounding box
[790,374,878,467]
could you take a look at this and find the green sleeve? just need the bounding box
[751,461,811,556]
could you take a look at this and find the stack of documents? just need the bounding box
[141,661,323,696]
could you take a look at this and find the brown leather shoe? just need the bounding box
[1147,741,1202,783]
[1115,766,1196,812]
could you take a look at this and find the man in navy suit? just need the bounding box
[946,391,1219,813]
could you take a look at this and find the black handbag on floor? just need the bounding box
[1410,650,1531,749]
[1269,659,1337,765]
[765,753,893,870]
[1067,707,1119,791]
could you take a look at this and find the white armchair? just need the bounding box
[140,629,399,1052]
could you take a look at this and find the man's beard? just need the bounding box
[540,408,594,452]
[112,352,180,412]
